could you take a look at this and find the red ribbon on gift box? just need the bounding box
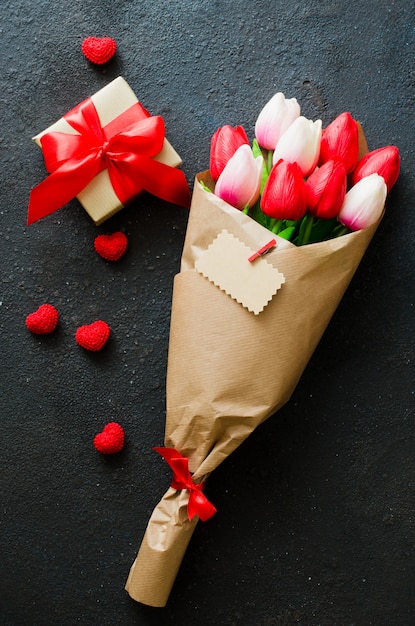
[27,98,190,225]
[154,447,217,522]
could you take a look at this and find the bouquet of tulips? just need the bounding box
[125,93,400,607]
[210,93,399,244]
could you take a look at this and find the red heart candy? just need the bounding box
[94,422,125,454]
[75,320,110,351]
[81,36,117,65]
[26,304,59,334]
[94,232,128,261]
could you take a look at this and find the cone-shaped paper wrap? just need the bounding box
[126,153,381,606]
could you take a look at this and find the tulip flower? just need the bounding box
[214,144,263,210]
[209,125,250,181]
[338,173,387,231]
[273,116,322,178]
[255,92,301,151]
[305,159,347,220]
[351,145,400,192]
[260,159,306,226]
[319,112,359,173]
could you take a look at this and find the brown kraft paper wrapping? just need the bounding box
[126,133,381,607]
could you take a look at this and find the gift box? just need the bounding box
[125,125,384,607]
[28,76,190,225]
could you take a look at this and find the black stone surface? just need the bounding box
[1,1,414,625]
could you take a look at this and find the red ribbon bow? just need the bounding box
[154,447,217,522]
[27,98,190,225]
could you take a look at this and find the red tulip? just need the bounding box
[209,125,250,181]
[214,145,263,210]
[351,145,400,192]
[260,159,306,221]
[305,159,347,219]
[319,112,359,173]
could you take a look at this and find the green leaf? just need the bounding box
[251,139,271,193]
[277,226,296,241]
[199,180,213,193]
[251,138,262,158]
[261,171,269,194]
[250,200,269,228]
[308,218,339,243]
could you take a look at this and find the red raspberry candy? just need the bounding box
[81,36,117,65]
[94,422,125,454]
[94,232,128,261]
[75,320,110,351]
[26,304,59,334]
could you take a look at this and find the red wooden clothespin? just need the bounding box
[248,239,277,262]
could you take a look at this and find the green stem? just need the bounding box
[333,224,350,237]
[267,150,273,174]
[299,214,314,246]
[270,218,283,234]
[242,205,250,215]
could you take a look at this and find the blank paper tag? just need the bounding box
[195,229,285,314]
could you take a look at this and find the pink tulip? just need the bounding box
[319,112,359,173]
[305,159,347,220]
[255,92,301,150]
[338,173,387,231]
[351,145,400,192]
[273,116,322,177]
[260,159,306,221]
[214,144,263,210]
[209,125,250,181]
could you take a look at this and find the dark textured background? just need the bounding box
[1,1,414,625]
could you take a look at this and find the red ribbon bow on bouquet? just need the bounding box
[27,98,190,225]
[154,447,217,522]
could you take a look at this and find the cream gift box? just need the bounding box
[29,77,187,225]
